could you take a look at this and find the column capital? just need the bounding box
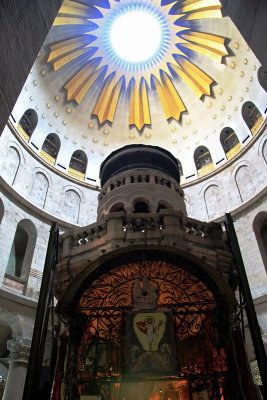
[7,337,31,361]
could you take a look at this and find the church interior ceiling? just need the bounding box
[11,0,266,182]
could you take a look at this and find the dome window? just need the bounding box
[194,146,214,177]
[68,150,87,181]
[220,127,241,160]
[41,133,60,165]
[242,101,263,136]
[18,109,38,141]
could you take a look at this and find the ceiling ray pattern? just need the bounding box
[47,0,228,131]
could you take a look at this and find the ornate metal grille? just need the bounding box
[62,259,239,400]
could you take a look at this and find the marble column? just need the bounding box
[2,337,31,400]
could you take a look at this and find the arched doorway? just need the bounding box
[57,250,241,400]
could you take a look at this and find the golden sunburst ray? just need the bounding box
[47,0,228,131]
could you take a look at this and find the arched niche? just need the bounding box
[18,109,38,141]
[0,198,4,225]
[253,212,267,271]
[241,101,263,136]
[109,202,126,213]
[56,249,239,399]
[68,150,87,181]
[194,146,214,177]
[157,200,173,211]
[41,133,60,165]
[257,66,267,92]
[235,165,255,203]
[262,140,267,164]
[62,189,81,224]
[220,127,241,160]
[204,185,224,220]
[2,146,20,186]
[6,219,37,282]
[30,172,49,208]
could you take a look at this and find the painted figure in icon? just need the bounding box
[136,316,162,351]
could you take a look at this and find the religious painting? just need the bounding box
[125,310,176,375]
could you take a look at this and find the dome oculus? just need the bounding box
[110,10,162,63]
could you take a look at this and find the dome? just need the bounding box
[8,0,266,186]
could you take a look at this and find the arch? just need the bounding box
[204,185,224,220]
[109,202,126,213]
[133,197,150,213]
[0,307,24,338]
[220,127,241,159]
[6,219,37,281]
[253,212,267,270]
[56,247,238,398]
[18,109,38,140]
[263,140,267,164]
[41,133,60,165]
[157,200,173,211]
[241,101,263,135]
[0,322,12,358]
[0,198,4,225]
[2,146,20,185]
[68,150,88,180]
[30,172,49,208]
[62,189,81,224]
[257,66,267,92]
[235,165,255,203]
[194,146,214,177]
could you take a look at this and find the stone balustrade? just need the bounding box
[59,210,224,255]
[98,170,183,201]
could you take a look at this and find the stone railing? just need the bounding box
[99,171,183,201]
[59,211,224,257]
[61,219,107,252]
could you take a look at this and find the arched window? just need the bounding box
[133,199,149,213]
[6,219,37,281]
[41,133,60,165]
[177,159,183,183]
[157,200,172,212]
[68,150,87,181]
[257,66,267,92]
[242,101,263,136]
[220,127,241,159]
[62,190,81,224]
[109,203,126,213]
[253,212,267,270]
[18,109,38,141]
[194,146,214,177]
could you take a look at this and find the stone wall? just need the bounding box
[0,125,99,227]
